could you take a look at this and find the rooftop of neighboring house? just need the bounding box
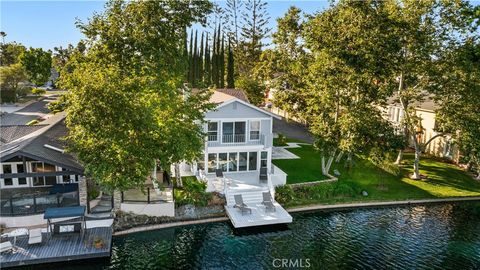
[0,112,83,173]
[387,94,437,112]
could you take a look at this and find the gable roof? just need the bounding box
[0,112,83,173]
[0,125,47,144]
[215,97,282,119]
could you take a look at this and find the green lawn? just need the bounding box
[273,143,480,207]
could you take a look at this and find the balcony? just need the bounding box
[207,134,269,147]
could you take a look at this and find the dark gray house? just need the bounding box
[0,112,87,218]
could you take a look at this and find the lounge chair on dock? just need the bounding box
[233,195,252,215]
[28,229,43,245]
[0,241,13,253]
[262,192,276,212]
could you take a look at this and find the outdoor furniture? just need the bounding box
[233,195,252,215]
[28,228,42,245]
[215,169,224,178]
[259,167,268,183]
[262,192,276,212]
[0,241,13,253]
[44,206,86,235]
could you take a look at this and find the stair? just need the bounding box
[91,194,113,214]
[226,189,268,206]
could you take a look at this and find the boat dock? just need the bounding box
[0,226,112,268]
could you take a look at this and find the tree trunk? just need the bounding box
[174,163,182,187]
[411,137,421,180]
[345,152,353,169]
[321,156,326,175]
[335,151,344,163]
[394,149,403,165]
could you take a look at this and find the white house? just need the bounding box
[182,89,288,190]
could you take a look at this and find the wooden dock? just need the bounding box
[0,227,112,268]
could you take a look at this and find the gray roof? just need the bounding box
[0,125,47,145]
[0,112,83,173]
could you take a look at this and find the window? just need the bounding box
[228,153,238,172]
[219,153,228,172]
[239,152,248,171]
[207,122,218,141]
[250,121,260,140]
[261,151,268,168]
[17,164,27,185]
[31,162,57,186]
[249,152,257,171]
[1,164,13,186]
[208,153,217,173]
[222,122,246,143]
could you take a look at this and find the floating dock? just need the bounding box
[1,226,112,268]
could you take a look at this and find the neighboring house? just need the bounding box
[383,97,459,161]
[183,89,287,188]
[0,112,87,227]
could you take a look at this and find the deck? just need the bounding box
[0,227,112,268]
[225,201,293,228]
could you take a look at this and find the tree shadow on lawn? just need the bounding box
[400,154,480,196]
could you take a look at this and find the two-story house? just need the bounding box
[182,89,287,192]
[383,97,459,162]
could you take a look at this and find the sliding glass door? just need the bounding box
[222,122,246,143]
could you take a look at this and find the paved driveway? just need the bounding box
[273,117,314,143]
[0,96,56,126]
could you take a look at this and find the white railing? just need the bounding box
[207,134,266,147]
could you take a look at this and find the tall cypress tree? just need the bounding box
[188,29,194,85]
[212,27,218,88]
[193,30,198,87]
[227,39,235,88]
[204,33,211,86]
[183,27,189,82]
[220,35,225,88]
[199,32,204,86]
[214,24,222,88]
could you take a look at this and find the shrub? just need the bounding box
[26,119,39,125]
[174,177,212,207]
[275,185,295,204]
[31,87,46,96]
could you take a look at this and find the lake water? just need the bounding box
[23,203,480,270]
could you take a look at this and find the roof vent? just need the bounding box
[44,144,65,153]
[233,103,237,109]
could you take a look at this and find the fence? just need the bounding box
[0,191,79,217]
[121,187,173,204]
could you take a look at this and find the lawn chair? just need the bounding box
[259,167,268,183]
[262,192,276,212]
[233,194,252,215]
[28,228,42,245]
[0,241,13,253]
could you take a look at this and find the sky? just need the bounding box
[0,0,330,51]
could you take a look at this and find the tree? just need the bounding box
[224,0,243,45]
[254,6,307,118]
[59,0,213,191]
[302,0,401,175]
[220,35,225,88]
[227,39,235,88]
[238,0,271,75]
[0,42,26,66]
[19,47,52,86]
[236,76,264,105]
[384,0,476,179]
[435,39,480,179]
[0,63,28,102]
[204,32,211,86]
[53,45,74,72]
